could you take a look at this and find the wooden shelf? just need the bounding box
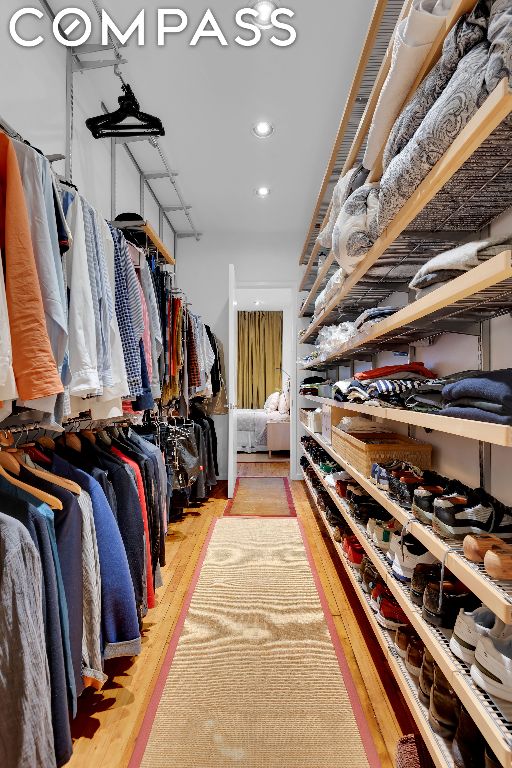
[299,0,407,272]
[302,250,512,363]
[302,393,512,448]
[303,455,512,768]
[302,471,455,768]
[300,80,512,343]
[300,424,512,624]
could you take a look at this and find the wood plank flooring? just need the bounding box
[237,462,290,477]
[67,480,408,768]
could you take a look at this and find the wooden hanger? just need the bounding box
[15,451,82,495]
[37,435,56,450]
[64,431,82,452]
[81,429,96,445]
[0,464,63,510]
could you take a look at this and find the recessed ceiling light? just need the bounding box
[252,120,274,139]
[255,186,271,198]
[252,0,277,29]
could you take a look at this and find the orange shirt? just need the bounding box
[0,133,63,401]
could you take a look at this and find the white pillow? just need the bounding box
[278,391,290,415]
[264,392,280,413]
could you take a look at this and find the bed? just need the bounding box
[236,408,290,453]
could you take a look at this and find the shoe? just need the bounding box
[432,489,495,539]
[376,595,409,630]
[386,531,401,565]
[342,534,359,557]
[395,624,418,659]
[373,521,399,552]
[405,635,424,677]
[423,580,480,630]
[484,542,512,580]
[472,634,512,702]
[452,705,485,768]
[347,540,365,570]
[463,533,504,563]
[370,582,391,612]
[485,748,501,768]
[361,561,379,595]
[333,526,342,543]
[410,562,442,607]
[428,665,460,738]
[412,485,447,525]
[418,649,434,706]
[450,606,496,665]
[392,535,436,583]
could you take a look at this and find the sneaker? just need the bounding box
[373,521,398,552]
[471,634,512,703]
[410,562,442,607]
[450,606,496,665]
[429,665,461,738]
[463,533,503,563]
[412,485,446,525]
[452,706,486,768]
[362,563,380,595]
[419,649,435,706]
[392,535,436,583]
[395,624,417,659]
[370,582,390,612]
[432,489,495,539]
[484,542,512,580]
[405,635,425,678]
[376,595,409,631]
[333,526,342,543]
[342,534,359,557]
[386,531,402,565]
[346,540,365,570]
[423,580,480,630]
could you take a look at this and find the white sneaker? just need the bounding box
[471,632,512,703]
[386,531,401,565]
[450,606,495,665]
[392,535,436,583]
[367,518,378,538]
[373,522,398,552]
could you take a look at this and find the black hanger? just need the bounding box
[86,83,165,139]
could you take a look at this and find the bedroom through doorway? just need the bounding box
[235,288,293,479]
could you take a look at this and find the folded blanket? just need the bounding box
[486,0,512,93]
[354,306,397,329]
[442,369,512,409]
[406,392,444,411]
[364,0,452,169]
[409,235,512,293]
[333,183,380,273]
[441,406,512,425]
[317,168,359,250]
[355,362,436,381]
[379,42,489,235]
[314,267,345,316]
[383,0,490,170]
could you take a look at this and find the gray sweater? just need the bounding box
[0,512,56,767]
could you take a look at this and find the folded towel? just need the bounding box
[442,369,512,409]
[441,406,512,425]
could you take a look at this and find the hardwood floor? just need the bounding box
[68,481,407,768]
[237,462,290,477]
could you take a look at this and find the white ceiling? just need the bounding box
[23,1,375,240]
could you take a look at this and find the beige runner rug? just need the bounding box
[225,478,295,516]
[129,517,380,768]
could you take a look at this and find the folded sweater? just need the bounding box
[442,369,512,410]
[441,406,512,425]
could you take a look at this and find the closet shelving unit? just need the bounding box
[297,2,512,761]
[301,453,512,768]
[302,469,455,768]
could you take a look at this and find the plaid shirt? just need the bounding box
[109,225,143,398]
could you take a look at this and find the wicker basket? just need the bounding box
[331,426,431,477]
[300,408,322,433]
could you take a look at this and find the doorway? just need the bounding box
[227,276,296,494]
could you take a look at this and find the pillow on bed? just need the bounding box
[264,392,280,413]
[278,391,290,415]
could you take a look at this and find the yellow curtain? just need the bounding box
[237,311,283,409]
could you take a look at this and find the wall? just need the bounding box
[0,1,175,246]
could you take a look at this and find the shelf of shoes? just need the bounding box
[301,392,512,448]
[302,451,512,768]
[300,81,512,343]
[302,469,455,768]
[300,424,512,625]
